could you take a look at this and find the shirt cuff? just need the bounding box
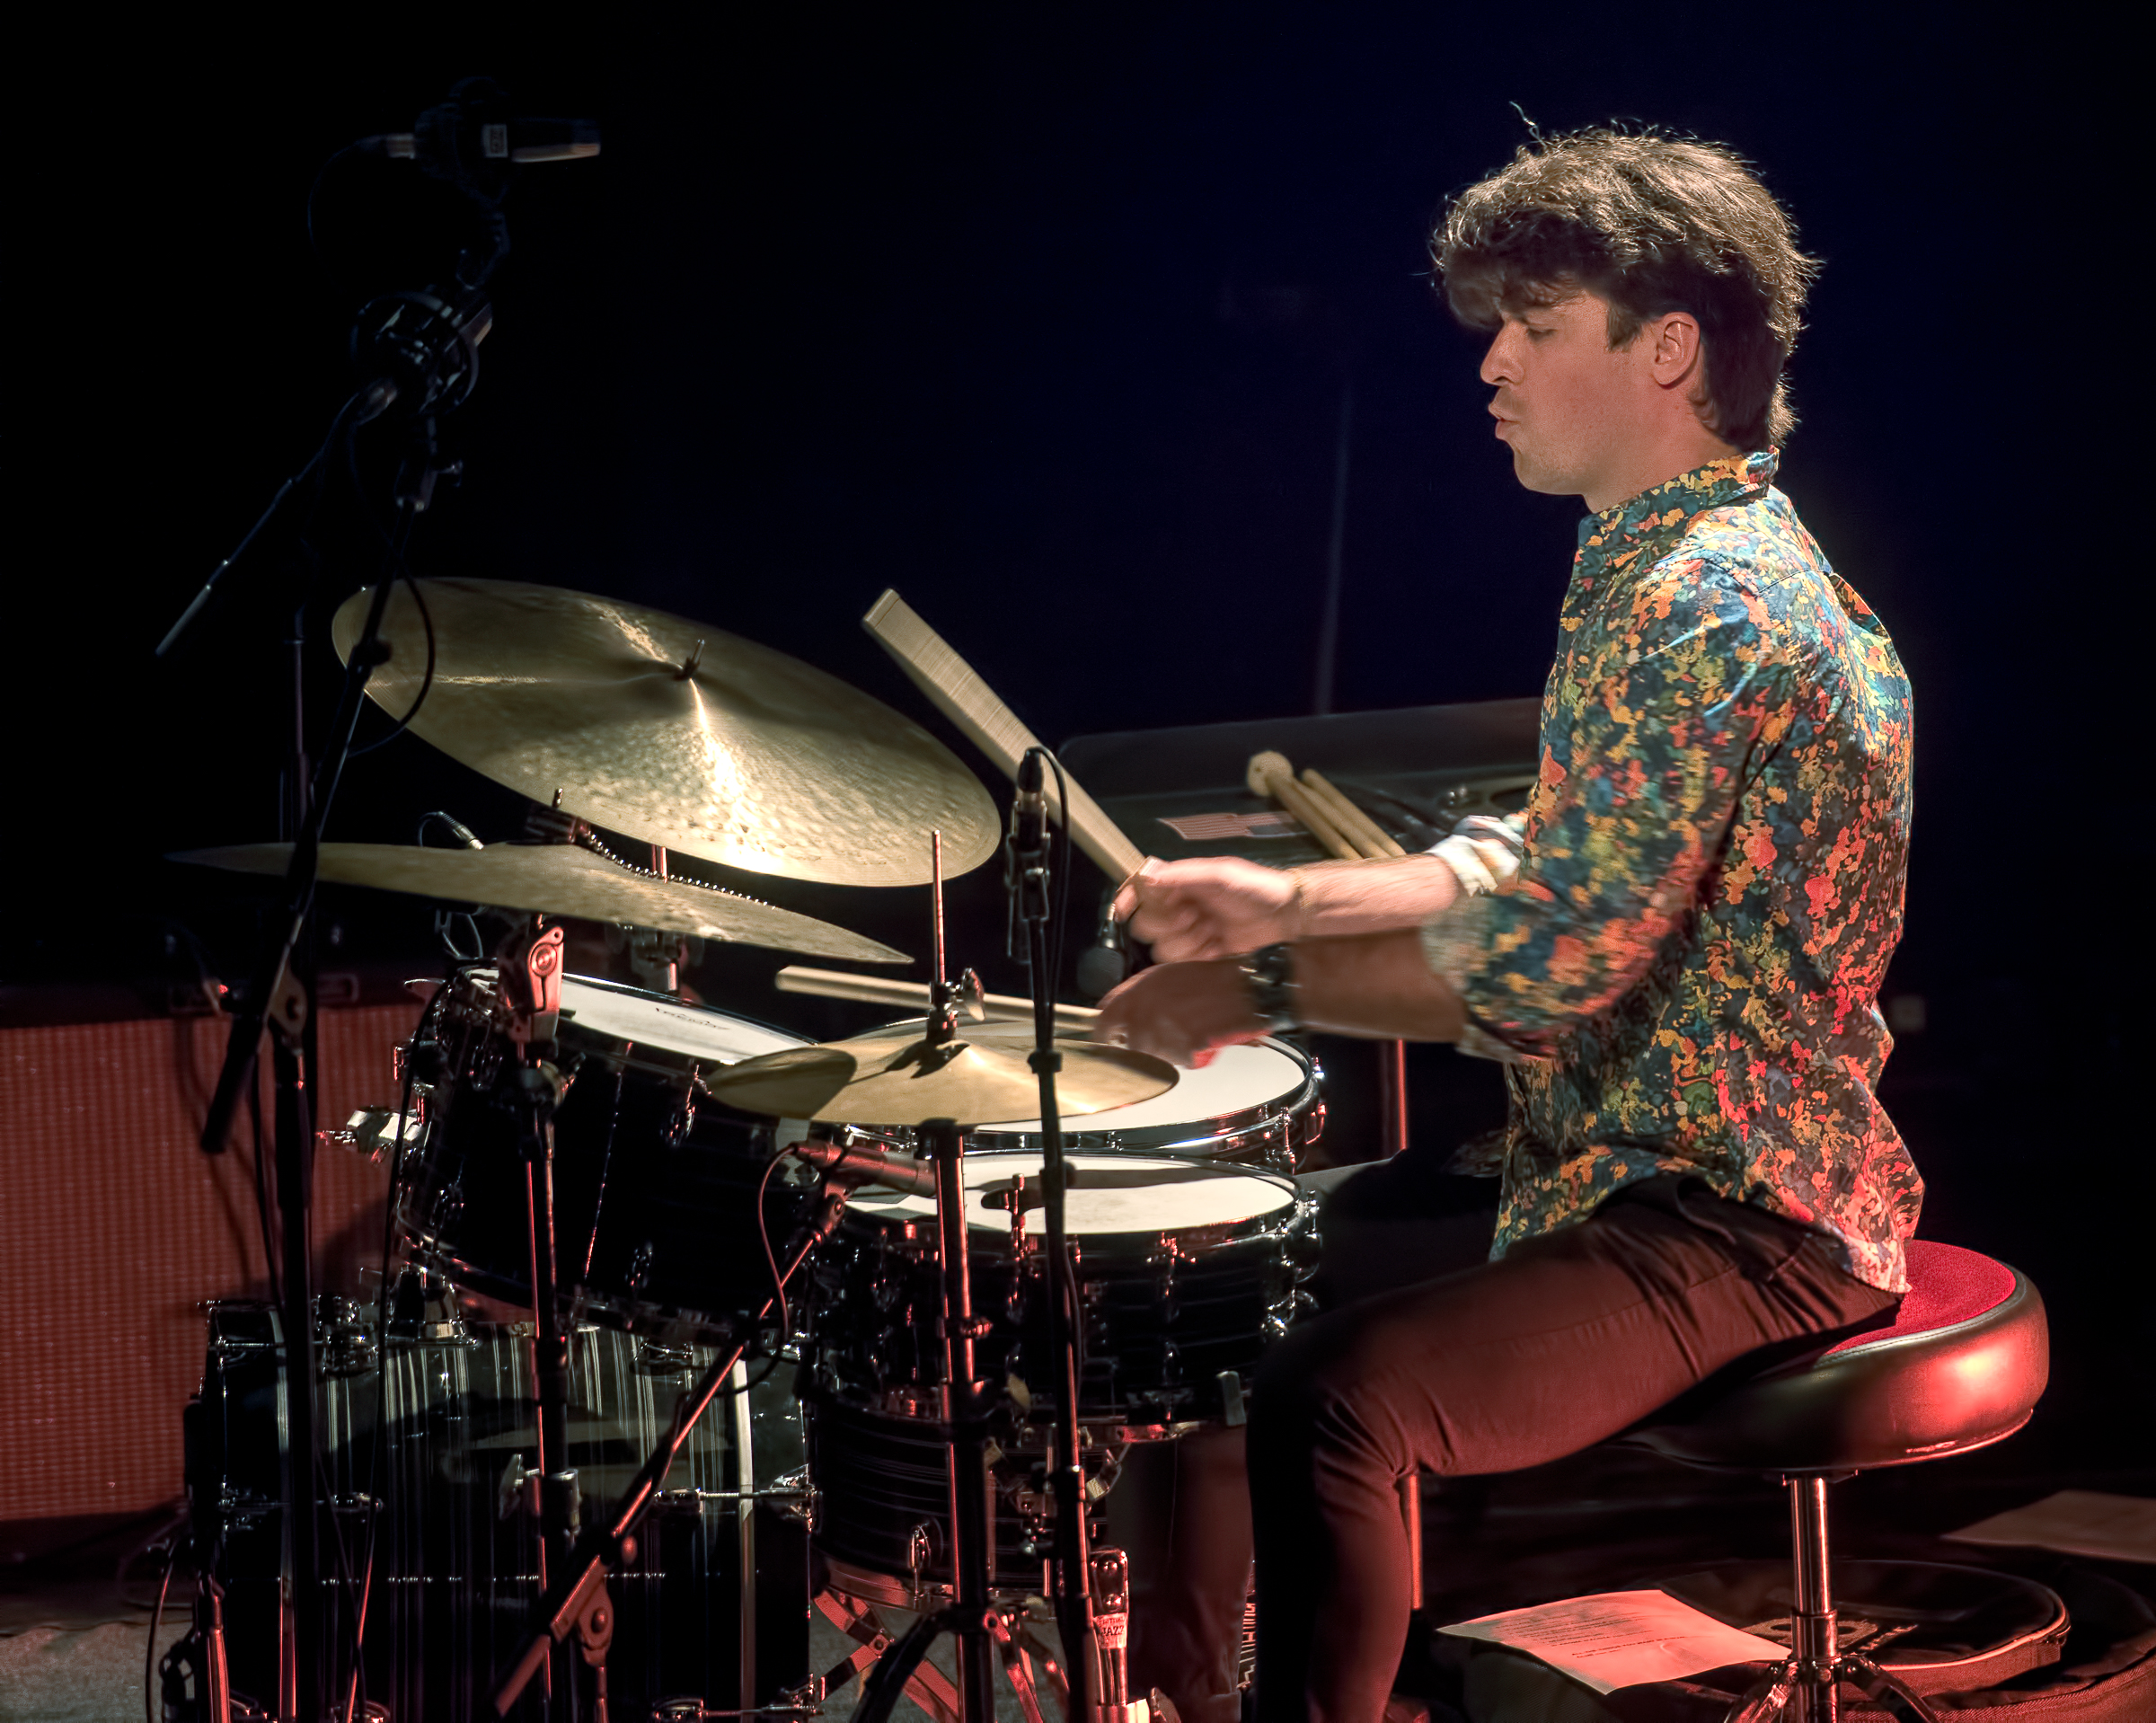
[1419,892,1530,1065]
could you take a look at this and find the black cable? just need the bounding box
[349,572,437,758]
[1044,751,1075,997]
[143,1542,176,1723]
[304,144,366,299]
[246,1080,282,1307]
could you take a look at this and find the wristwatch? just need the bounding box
[1240,941,1299,1032]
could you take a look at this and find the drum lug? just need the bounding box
[314,1295,379,1379]
[634,1337,697,1374]
[665,1083,699,1149]
[498,1453,543,1523]
[906,1520,940,1579]
[775,1467,820,1531]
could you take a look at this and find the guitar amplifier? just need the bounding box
[0,1002,416,1530]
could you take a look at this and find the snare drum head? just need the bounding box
[845,1152,1295,1236]
[970,1039,1310,1135]
[557,975,808,1064]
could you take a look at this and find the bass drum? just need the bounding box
[400,973,815,1344]
[835,1035,1324,1171]
[183,1302,810,1722]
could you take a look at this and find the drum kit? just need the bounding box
[171,578,1329,1723]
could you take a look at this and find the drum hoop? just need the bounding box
[448,971,810,1084]
[833,1153,1308,1253]
[840,1038,1319,1156]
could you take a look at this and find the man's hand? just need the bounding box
[1113,857,1300,962]
[1091,959,1267,1068]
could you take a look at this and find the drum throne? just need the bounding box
[1618,1240,2050,1721]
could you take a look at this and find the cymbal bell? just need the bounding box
[173,842,909,966]
[705,1020,1176,1127]
[331,579,999,888]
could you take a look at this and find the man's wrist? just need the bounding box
[1239,941,1299,1031]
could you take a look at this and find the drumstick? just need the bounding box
[863,590,1147,881]
[1301,767,1407,858]
[777,964,1100,1036]
[1247,751,1363,862]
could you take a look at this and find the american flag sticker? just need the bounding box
[1157,811,1304,841]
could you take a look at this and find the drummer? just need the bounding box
[1092,128,1919,1723]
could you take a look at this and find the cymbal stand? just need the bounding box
[499,919,575,1712]
[494,1179,859,1718]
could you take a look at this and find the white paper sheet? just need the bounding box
[1437,1588,1787,1695]
[1945,1489,2156,1565]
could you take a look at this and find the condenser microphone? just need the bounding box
[789,1138,940,1197]
[358,115,601,166]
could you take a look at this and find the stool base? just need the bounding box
[1727,1651,1941,1721]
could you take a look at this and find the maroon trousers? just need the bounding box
[1129,1172,1899,1723]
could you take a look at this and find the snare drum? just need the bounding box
[808,1153,1318,1440]
[838,1035,1324,1171]
[400,974,814,1343]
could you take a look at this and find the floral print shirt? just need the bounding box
[1422,449,1921,1291]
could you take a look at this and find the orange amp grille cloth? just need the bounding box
[0,1003,417,1522]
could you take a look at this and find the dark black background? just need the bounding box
[13,6,2149,1462]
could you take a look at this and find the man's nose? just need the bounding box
[1480,327,1518,385]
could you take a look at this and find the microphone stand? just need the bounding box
[161,296,484,1723]
[1013,752,1105,1723]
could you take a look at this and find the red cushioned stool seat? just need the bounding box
[1631,1241,2049,1474]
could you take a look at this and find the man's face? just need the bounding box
[1480,289,1654,502]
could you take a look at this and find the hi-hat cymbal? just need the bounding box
[706,1021,1176,1127]
[330,579,998,888]
[174,842,909,966]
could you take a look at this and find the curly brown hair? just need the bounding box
[1434,129,1819,451]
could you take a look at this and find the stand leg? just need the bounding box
[270,1028,321,1723]
[522,1066,576,1711]
[1377,1041,1409,1158]
[924,1119,999,1723]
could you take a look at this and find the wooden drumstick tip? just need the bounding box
[1247,749,1294,796]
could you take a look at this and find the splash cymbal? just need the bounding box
[705,1021,1176,1126]
[173,842,910,966]
[331,579,999,887]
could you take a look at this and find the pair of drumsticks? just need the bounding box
[1245,751,1404,862]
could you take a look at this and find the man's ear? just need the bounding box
[1648,311,1707,391]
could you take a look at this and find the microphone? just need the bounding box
[356,78,600,183]
[789,1138,940,1197]
[360,116,600,166]
[1012,747,1048,862]
[1005,747,1050,962]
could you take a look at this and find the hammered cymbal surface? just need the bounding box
[174,842,910,965]
[331,579,998,886]
[706,1021,1177,1126]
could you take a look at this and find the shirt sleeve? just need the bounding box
[1423,556,1795,1061]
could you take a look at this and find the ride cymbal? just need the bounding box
[174,842,909,965]
[331,579,999,887]
[704,1020,1176,1126]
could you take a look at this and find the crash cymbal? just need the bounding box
[705,1020,1177,1127]
[330,579,998,887]
[174,842,909,966]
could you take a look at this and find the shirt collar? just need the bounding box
[1575,447,1780,562]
